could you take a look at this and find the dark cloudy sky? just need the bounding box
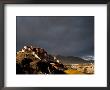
[16,16,94,57]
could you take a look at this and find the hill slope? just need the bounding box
[56,55,94,64]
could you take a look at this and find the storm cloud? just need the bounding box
[16,16,94,57]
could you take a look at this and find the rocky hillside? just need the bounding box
[16,45,94,74]
[16,46,66,74]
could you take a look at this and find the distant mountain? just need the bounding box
[56,55,94,64]
[82,56,94,61]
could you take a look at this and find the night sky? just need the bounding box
[16,16,94,57]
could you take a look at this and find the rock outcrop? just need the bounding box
[16,46,66,74]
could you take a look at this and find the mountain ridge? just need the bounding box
[55,55,94,64]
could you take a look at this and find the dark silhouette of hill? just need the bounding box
[56,55,94,64]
